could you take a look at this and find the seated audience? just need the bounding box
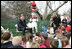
[25,33,33,48]
[10,36,23,48]
[40,37,46,48]
[1,32,13,48]
[30,42,40,48]
[60,36,71,48]
[50,39,59,48]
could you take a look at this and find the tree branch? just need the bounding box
[46,1,68,19]
[48,1,68,16]
[36,10,43,20]
[47,1,53,12]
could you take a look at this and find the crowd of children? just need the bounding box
[1,16,71,48]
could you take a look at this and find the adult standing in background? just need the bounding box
[67,17,71,25]
[62,17,67,27]
[53,13,61,31]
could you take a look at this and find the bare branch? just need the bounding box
[49,1,68,16]
[47,1,53,11]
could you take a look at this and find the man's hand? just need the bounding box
[53,24,56,27]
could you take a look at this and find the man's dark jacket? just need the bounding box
[17,19,27,31]
[53,16,61,27]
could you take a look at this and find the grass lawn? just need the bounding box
[1,20,50,37]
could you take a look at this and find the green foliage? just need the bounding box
[37,20,50,33]
[1,20,50,36]
[46,14,51,20]
[1,21,23,37]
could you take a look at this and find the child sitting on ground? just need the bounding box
[60,36,71,48]
[61,25,66,30]
[42,25,48,33]
[54,32,63,39]
[58,26,62,34]
[50,39,62,48]
[35,33,44,40]
[50,26,54,35]
[21,36,26,48]
[46,25,55,39]
[40,37,46,48]
[58,25,66,34]
[47,26,50,34]
[1,32,13,48]
[11,36,23,48]
[33,33,47,48]
[30,42,40,48]
[25,33,33,48]
[33,35,41,44]
[43,35,50,48]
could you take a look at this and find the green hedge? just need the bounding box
[1,20,50,36]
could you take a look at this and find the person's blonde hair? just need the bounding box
[12,36,22,46]
[56,33,63,39]
[30,42,40,48]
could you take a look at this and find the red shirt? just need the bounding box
[66,27,71,32]
[40,44,46,48]
[44,39,50,48]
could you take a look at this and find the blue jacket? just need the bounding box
[42,27,48,33]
